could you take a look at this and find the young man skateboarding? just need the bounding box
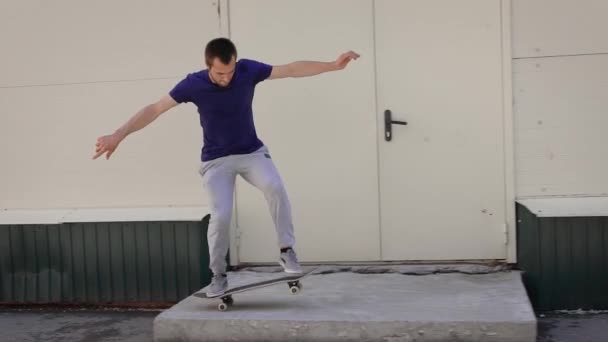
[93,37,359,296]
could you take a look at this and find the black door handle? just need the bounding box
[384,109,407,141]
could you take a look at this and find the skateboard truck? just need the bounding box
[288,280,302,294]
[217,296,234,312]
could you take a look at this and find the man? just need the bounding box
[93,37,359,296]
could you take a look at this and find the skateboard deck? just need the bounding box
[194,267,317,311]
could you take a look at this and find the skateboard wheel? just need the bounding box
[289,285,300,295]
[218,303,228,311]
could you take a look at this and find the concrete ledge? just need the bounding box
[153,269,536,341]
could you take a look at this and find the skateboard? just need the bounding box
[194,267,317,311]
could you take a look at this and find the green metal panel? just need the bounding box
[517,203,608,310]
[0,215,214,305]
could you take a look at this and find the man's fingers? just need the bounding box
[92,149,105,160]
[92,143,112,160]
[95,141,106,153]
[347,51,360,58]
[338,51,360,67]
[341,56,355,66]
[93,135,117,160]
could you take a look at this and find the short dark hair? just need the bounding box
[205,38,237,67]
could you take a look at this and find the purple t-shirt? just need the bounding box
[169,59,273,161]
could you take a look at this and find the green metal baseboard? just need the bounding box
[517,203,608,310]
[0,215,213,305]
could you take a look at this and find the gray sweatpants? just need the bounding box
[198,145,296,275]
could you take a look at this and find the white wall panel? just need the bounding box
[514,55,608,197]
[0,0,219,87]
[512,0,608,58]
[0,79,206,209]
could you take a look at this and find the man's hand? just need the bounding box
[333,51,360,70]
[93,133,123,160]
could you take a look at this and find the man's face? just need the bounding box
[208,57,236,87]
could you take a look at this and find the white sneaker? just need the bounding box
[279,248,303,273]
[206,274,228,296]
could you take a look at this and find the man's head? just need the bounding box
[205,37,237,87]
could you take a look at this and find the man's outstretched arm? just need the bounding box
[268,51,360,80]
[92,94,178,160]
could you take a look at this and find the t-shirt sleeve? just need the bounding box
[169,74,194,103]
[242,59,273,84]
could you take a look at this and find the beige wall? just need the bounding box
[2,0,606,213]
[0,0,221,209]
[512,0,608,197]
